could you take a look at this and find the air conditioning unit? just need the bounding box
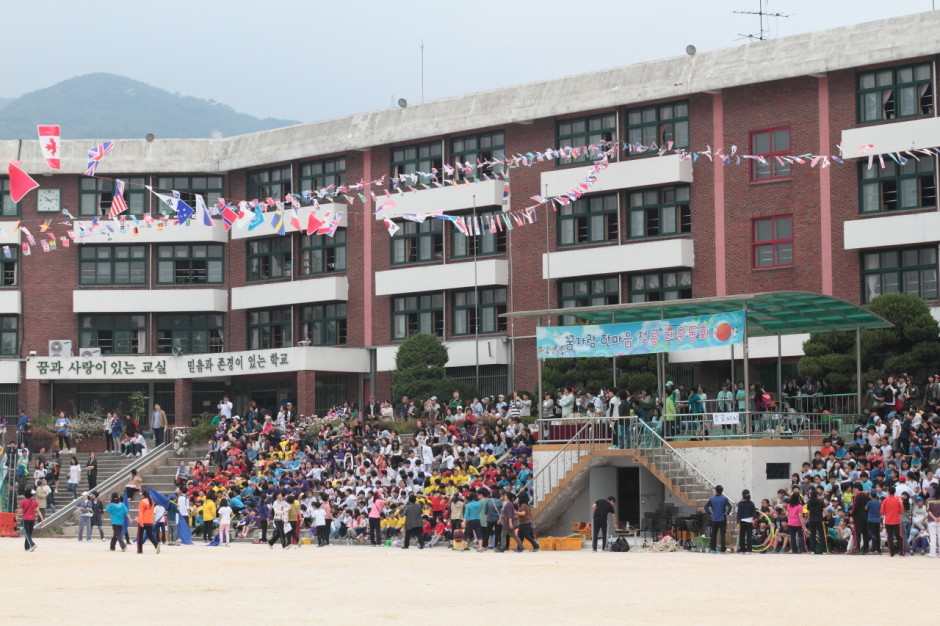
[49,339,73,357]
[80,348,102,357]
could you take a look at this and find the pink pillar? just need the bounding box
[712,92,727,296]
[817,75,834,295]
[362,150,374,346]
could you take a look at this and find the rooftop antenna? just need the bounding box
[734,0,789,41]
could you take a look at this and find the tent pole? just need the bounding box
[537,315,543,418]
[743,304,751,436]
[856,326,863,416]
[777,334,783,400]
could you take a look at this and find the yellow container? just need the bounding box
[554,537,584,551]
[539,537,556,551]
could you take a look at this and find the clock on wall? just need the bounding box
[37,188,61,212]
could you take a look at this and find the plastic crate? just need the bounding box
[554,537,584,551]
[539,537,556,551]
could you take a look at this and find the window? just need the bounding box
[0,178,18,217]
[0,316,16,355]
[750,129,791,181]
[559,277,619,324]
[156,313,224,354]
[858,63,934,123]
[391,219,444,265]
[558,194,618,246]
[556,113,616,165]
[0,247,17,286]
[300,302,347,346]
[247,237,292,281]
[451,210,506,258]
[301,230,346,275]
[247,307,292,350]
[79,314,146,354]
[629,270,692,303]
[628,186,691,239]
[861,246,938,303]
[753,216,794,268]
[453,287,507,336]
[766,463,791,480]
[626,102,689,150]
[79,177,146,216]
[392,293,444,339]
[860,157,937,213]
[155,176,224,210]
[300,157,346,194]
[79,245,147,285]
[452,132,505,180]
[157,244,224,284]
[247,166,291,202]
[391,142,442,190]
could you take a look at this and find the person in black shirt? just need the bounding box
[736,490,757,553]
[592,496,616,552]
[850,483,870,553]
[805,490,825,553]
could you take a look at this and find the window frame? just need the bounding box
[79,313,147,355]
[450,209,507,259]
[156,313,224,354]
[625,101,690,152]
[861,246,938,304]
[299,302,347,346]
[556,113,617,166]
[247,237,293,282]
[628,270,693,303]
[749,128,792,182]
[627,185,691,239]
[857,62,934,123]
[79,177,147,217]
[78,245,148,286]
[391,292,444,340]
[156,243,225,285]
[0,315,17,355]
[451,131,505,180]
[0,246,17,286]
[452,287,507,336]
[858,157,937,214]
[752,215,794,269]
[0,178,19,217]
[390,219,444,265]
[300,229,346,275]
[247,307,293,350]
[391,141,443,190]
[557,193,619,247]
[247,165,292,202]
[558,277,620,324]
[299,157,346,195]
[154,175,224,211]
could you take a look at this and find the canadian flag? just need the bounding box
[37,125,61,169]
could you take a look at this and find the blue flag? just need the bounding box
[147,488,193,545]
[176,199,194,225]
[248,206,264,231]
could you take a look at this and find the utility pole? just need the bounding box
[734,0,789,42]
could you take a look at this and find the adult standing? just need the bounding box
[76,491,94,541]
[201,493,217,543]
[499,492,518,552]
[786,491,806,554]
[737,490,757,554]
[402,494,425,549]
[927,491,940,558]
[151,404,167,447]
[514,493,539,552]
[704,485,732,553]
[463,493,483,550]
[110,414,123,453]
[368,490,385,546]
[850,483,871,553]
[104,413,115,454]
[805,490,825,554]
[90,491,106,541]
[17,488,44,551]
[865,490,883,554]
[16,410,31,449]
[85,452,98,490]
[882,486,905,557]
[449,493,465,531]
[105,492,129,551]
[55,412,72,452]
[166,495,179,545]
[218,396,233,421]
[481,490,501,551]
[66,456,81,500]
[267,492,290,549]
[591,496,616,552]
[136,492,160,554]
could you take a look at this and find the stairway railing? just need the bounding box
[520,418,601,507]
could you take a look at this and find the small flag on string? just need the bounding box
[84,142,114,176]
[21,242,30,256]
[384,217,399,237]
[196,195,212,226]
[220,205,239,231]
[109,179,129,219]
[7,161,40,203]
[270,209,285,236]
[41,241,50,252]
[502,183,511,212]
[40,219,52,232]
[289,207,301,231]
[306,211,323,236]
[60,236,70,248]
[175,199,194,225]
[37,125,61,169]
[248,207,264,231]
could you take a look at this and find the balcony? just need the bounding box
[73,289,228,313]
[230,275,348,309]
[844,211,940,250]
[78,221,227,244]
[376,336,509,371]
[540,154,692,197]
[230,204,348,240]
[841,117,940,158]
[542,238,694,280]
[374,179,504,219]
[374,258,508,296]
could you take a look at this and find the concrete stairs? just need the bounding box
[44,452,136,508]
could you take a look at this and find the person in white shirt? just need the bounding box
[217,499,234,546]
[312,502,328,547]
[218,396,233,420]
[177,491,190,521]
[153,503,167,544]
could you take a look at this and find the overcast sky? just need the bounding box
[1,0,935,123]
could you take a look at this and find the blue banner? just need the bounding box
[536,311,745,359]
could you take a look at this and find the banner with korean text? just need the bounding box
[536,311,745,359]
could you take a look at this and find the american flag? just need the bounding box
[109,179,128,219]
[84,142,114,176]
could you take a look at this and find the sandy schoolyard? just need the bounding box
[2,539,934,623]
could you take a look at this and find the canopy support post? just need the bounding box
[856,326,863,416]
[777,334,783,399]
[537,315,543,418]
[743,304,751,436]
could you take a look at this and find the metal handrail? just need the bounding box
[633,418,717,490]
[517,418,598,506]
[40,426,190,529]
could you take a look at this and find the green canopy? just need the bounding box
[502,291,892,337]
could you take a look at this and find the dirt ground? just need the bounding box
[3,538,935,623]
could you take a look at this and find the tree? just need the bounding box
[799,293,940,391]
[541,354,658,394]
[390,334,477,407]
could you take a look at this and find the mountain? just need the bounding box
[0,97,12,111]
[0,73,299,140]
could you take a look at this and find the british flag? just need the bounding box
[109,179,128,219]
[84,142,114,176]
